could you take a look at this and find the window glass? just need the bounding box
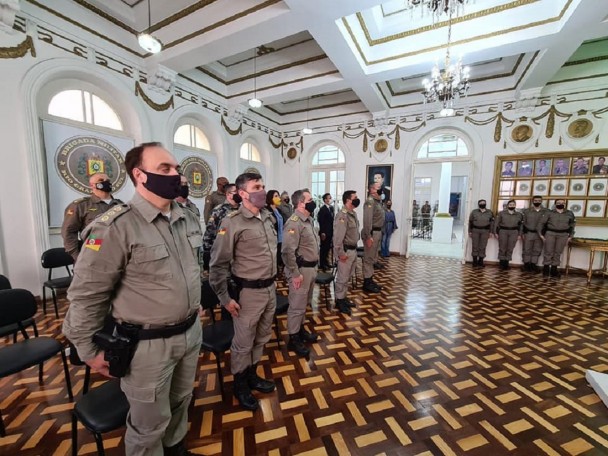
[240,143,261,162]
[48,90,122,131]
[418,134,468,158]
[174,124,210,151]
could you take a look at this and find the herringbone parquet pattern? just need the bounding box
[1,256,608,455]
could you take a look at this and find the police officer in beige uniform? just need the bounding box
[282,189,320,357]
[468,199,494,268]
[203,176,229,223]
[61,172,123,261]
[333,190,360,315]
[176,174,201,219]
[63,142,203,456]
[362,183,384,293]
[494,199,523,270]
[209,172,277,411]
[537,198,576,277]
[521,195,548,272]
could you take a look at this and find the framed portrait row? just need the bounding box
[493,150,608,226]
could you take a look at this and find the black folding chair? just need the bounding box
[41,248,74,318]
[274,293,289,346]
[0,275,37,342]
[0,289,73,437]
[316,264,336,309]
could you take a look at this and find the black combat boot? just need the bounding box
[248,363,275,393]
[299,326,319,343]
[335,299,352,315]
[532,264,540,273]
[472,257,479,267]
[543,265,550,276]
[373,262,385,270]
[499,260,506,270]
[344,297,356,308]
[522,262,531,272]
[363,278,381,293]
[478,257,485,268]
[163,440,195,456]
[234,368,258,411]
[288,333,310,357]
[550,265,561,278]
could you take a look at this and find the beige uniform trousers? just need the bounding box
[522,232,543,263]
[498,229,519,261]
[471,229,490,258]
[543,233,569,266]
[286,266,316,334]
[363,231,382,278]
[231,284,276,374]
[335,249,357,299]
[120,321,202,456]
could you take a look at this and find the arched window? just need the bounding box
[48,89,122,131]
[417,133,468,159]
[240,142,261,162]
[174,124,210,150]
[311,144,346,200]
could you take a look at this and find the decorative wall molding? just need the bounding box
[0,34,35,58]
[146,63,177,93]
[135,81,174,111]
[0,0,19,34]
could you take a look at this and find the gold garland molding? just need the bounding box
[135,82,174,111]
[0,35,36,59]
[220,116,243,136]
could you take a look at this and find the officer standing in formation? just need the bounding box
[333,191,360,315]
[521,195,548,272]
[203,176,229,222]
[282,189,320,357]
[317,193,334,271]
[468,199,494,268]
[538,198,576,277]
[202,183,239,270]
[61,172,123,261]
[209,172,277,411]
[494,199,523,270]
[63,142,203,456]
[361,183,384,293]
[176,174,201,219]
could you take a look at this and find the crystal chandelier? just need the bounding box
[405,0,471,21]
[421,9,470,116]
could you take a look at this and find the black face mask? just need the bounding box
[139,169,182,200]
[478,204,486,209]
[555,204,565,210]
[508,206,516,211]
[304,201,317,214]
[533,202,542,207]
[178,185,189,199]
[95,180,112,193]
[352,198,361,208]
[283,198,290,204]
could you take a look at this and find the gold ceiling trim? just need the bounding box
[72,0,138,34]
[0,35,36,59]
[179,74,226,98]
[135,81,174,111]
[265,99,361,116]
[359,0,539,46]
[164,0,281,50]
[547,72,608,86]
[218,37,315,68]
[345,0,573,66]
[563,55,608,67]
[227,70,340,99]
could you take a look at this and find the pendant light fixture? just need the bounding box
[248,48,263,108]
[302,96,312,135]
[138,0,162,54]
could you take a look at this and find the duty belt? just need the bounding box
[232,276,276,289]
[547,229,570,233]
[298,259,318,268]
[523,226,536,233]
[472,225,491,230]
[116,312,198,341]
[499,226,519,230]
[371,227,382,232]
[343,244,358,251]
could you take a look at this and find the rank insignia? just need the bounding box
[218,228,227,235]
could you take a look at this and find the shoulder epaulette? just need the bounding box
[96,204,131,225]
[290,214,299,221]
[341,208,348,213]
[228,210,239,218]
[72,197,88,204]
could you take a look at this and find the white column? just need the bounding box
[438,162,452,213]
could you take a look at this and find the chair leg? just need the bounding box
[52,289,59,319]
[71,412,78,456]
[83,366,91,395]
[39,362,44,384]
[61,348,74,401]
[93,432,106,456]
[42,287,47,314]
[215,352,224,398]
[323,285,329,308]
[274,313,281,346]
[0,410,5,437]
[32,322,39,338]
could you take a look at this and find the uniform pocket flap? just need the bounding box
[132,244,169,263]
[188,234,203,249]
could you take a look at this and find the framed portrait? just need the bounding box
[568,200,585,217]
[588,178,608,196]
[591,156,608,175]
[586,200,606,218]
[515,180,532,196]
[550,179,568,196]
[552,158,570,176]
[571,157,590,175]
[517,160,533,177]
[533,179,549,196]
[501,160,517,178]
[535,158,551,176]
[366,164,393,203]
[569,179,588,196]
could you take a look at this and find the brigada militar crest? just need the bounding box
[55,136,127,194]
[180,156,213,199]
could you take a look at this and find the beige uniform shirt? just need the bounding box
[494,210,524,235]
[61,194,123,259]
[179,199,201,219]
[209,206,278,307]
[538,210,576,236]
[282,210,320,277]
[204,191,227,223]
[63,192,203,361]
[333,208,360,257]
[362,195,385,240]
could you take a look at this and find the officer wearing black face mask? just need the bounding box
[61,172,123,261]
[175,174,201,219]
[468,199,494,268]
[494,199,524,270]
[537,198,576,277]
[521,195,549,272]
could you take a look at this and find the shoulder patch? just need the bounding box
[97,204,131,225]
[290,215,299,221]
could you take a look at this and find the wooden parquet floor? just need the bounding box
[2,256,608,455]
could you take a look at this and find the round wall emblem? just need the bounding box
[374,138,388,153]
[511,124,532,143]
[55,136,127,195]
[567,118,592,138]
[180,156,213,199]
[287,147,298,160]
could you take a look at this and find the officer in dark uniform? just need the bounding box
[203,176,228,223]
[494,199,523,270]
[317,193,334,271]
[538,198,576,277]
[202,183,239,271]
[61,172,123,261]
[468,199,494,267]
[176,174,201,219]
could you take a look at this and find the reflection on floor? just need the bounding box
[2,256,608,455]
[410,223,465,259]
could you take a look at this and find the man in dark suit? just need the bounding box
[317,193,334,271]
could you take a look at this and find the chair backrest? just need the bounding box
[0,274,11,290]
[41,248,74,269]
[201,279,220,312]
[0,289,37,327]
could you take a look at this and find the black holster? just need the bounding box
[93,328,139,378]
[228,277,242,302]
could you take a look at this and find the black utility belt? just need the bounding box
[344,244,358,251]
[116,312,198,341]
[232,276,275,289]
[547,229,570,233]
[499,227,519,230]
[523,227,538,233]
[298,260,318,268]
[371,227,382,232]
[472,225,491,230]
